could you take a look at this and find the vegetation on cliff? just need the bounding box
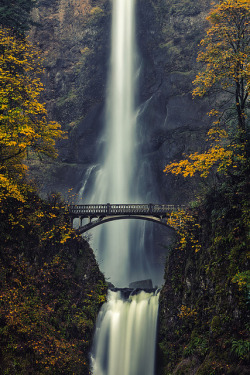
[164,0,249,179]
[0,6,107,374]
[0,27,64,203]
[159,1,250,373]
[0,190,107,374]
[0,0,37,36]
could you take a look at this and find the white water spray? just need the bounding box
[91,290,159,375]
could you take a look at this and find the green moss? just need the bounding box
[210,316,221,334]
[56,89,78,108]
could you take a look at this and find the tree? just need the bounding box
[193,0,249,134]
[164,0,250,178]
[0,28,64,202]
[163,127,246,178]
[0,0,37,35]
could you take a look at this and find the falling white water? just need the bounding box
[87,1,160,373]
[91,290,159,375]
[84,0,140,287]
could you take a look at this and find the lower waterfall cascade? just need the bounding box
[91,290,160,375]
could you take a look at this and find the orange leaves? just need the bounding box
[164,158,195,178]
[206,127,228,141]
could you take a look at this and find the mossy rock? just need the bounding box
[210,315,221,333]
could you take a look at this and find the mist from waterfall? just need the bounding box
[91,290,159,375]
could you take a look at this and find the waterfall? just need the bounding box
[83,0,143,287]
[91,290,159,375]
[86,1,160,373]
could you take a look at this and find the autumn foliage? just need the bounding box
[193,0,249,133]
[164,0,250,179]
[167,210,201,253]
[0,188,107,374]
[0,19,106,375]
[160,4,250,371]
[164,127,247,178]
[0,28,65,203]
[193,1,249,103]
[0,233,106,374]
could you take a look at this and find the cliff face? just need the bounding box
[29,0,213,204]
[136,0,213,204]
[29,0,111,193]
[157,180,250,374]
[0,190,107,374]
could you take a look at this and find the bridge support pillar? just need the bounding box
[79,216,82,228]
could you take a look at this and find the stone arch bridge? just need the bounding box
[68,204,185,234]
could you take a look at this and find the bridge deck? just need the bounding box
[68,204,184,218]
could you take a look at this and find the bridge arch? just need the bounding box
[76,215,175,234]
[68,204,184,234]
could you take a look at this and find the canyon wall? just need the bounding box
[29,0,213,205]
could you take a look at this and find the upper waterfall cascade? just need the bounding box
[79,0,149,287]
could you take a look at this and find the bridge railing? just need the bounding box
[68,204,185,217]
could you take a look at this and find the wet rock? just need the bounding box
[129,279,153,289]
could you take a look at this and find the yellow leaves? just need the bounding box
[164,126,247,179]
[0,251,89,373]
[0,27,66,204]
[90,6,104,16]
[0,173,25,203]
[60,232,72,244]
[48,213,56,218]
[193,0,250,99]
[208,109,220,118]
[171,1,249,183]
[232,271,250,291]
[167,210,201,253]
[178,305,197,319]
[207,127,228,141]
[32,207,74,246]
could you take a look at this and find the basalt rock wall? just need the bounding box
[29,0,111,193]
[29,0,214,205]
